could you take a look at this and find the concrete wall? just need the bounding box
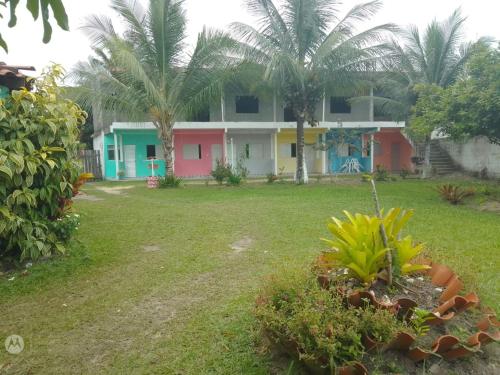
[210,90,371,123]
[277,129,325,174]
[173,129,225,177]
[438,136,500,178]
[374,129,413,172]
[227,132,275,176]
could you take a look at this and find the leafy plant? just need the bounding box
[266,172,278,184]
[0,65,86,263]
[399,168,410,179]
[159,174,182,188]
[117,170,125,178]
[256,271,405,371]
[320,208,429,284]
[227,173,242,186]
[374,164,389,181]
[0,0,69,52]
[437,184,475,204]
[211,159,231,184]
[358,304,407,343]
[361,174,372,182]
[48,213,80,243]
[410,308,433,337]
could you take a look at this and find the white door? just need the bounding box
[123,145,136,178]
[211,144,222,169]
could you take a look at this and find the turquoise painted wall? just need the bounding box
[326,130,371,173]
[103,131,166,179]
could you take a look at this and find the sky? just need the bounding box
[0,0,499,75]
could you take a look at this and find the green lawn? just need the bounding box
[1,178,499,374]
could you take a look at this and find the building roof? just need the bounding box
[0,62,35,91]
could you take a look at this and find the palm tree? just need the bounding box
[72,0,238,177]
[230,0,395,183]
[376,9,486,129]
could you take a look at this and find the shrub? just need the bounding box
[47,213,81,243]
[361,174,372,182]
[399,168,410,179]
[227,173,242,186]
[256,272,404,371]
[0,65,86,263]
[437,184,475,204]
[320,208,429,284]
[211,159,231,184]
[374,164,389,181]
[159,174,182,188]
[266,172,278,184]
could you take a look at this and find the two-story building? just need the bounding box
[92,89,413,179]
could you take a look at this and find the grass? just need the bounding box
[1,177,499,374]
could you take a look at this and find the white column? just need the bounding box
[119,134,124,162]
[221,91,225,122]
[322,91,326,122]
[370,133,375,173]
[230,137,234,166]
[113,132,119,179]
[273,132,278,174]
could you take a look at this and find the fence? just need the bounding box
[78,150,103,180]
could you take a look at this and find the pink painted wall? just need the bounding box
[174,130,224,177]
[374,129,413,172]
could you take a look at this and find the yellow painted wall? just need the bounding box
[277,129,326,174]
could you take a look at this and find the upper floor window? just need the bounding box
[235,95,259,114]
[284,106,297,122]
[330,97,351,114]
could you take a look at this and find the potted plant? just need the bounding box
[117,170,125,180]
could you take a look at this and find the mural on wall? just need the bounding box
[325,129,373,173]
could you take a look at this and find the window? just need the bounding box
[374,142,382,156]
[235,95,259,113]
[280,143,297,158]
[244,143,264,159]
[146,145,156,159]
[107,145,120,161]
[183,144,202,160]
[330,97,351,114]
[348,145,357,156]
[284,106,297,122]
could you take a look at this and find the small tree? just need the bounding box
[0,65,86,263]
[411,43,500,145]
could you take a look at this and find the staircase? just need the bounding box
[430,140,457,175]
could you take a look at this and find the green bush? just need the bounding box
[256,272,404,371]
[211,159,231,184]
[374,164,389,181]
[266,172,278,184]
[159,174,182,188]
[227,173,242,186]
[0,65,86,264]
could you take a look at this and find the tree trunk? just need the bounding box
[296,115,305,184]
[158,120,175,177]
